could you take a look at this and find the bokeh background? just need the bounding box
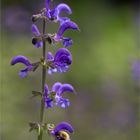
[1,0,139,140]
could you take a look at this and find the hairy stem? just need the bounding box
[38,19,46,140]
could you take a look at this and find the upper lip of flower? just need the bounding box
[51,122,74,136]
[55,20,80,40]
[53,20,79,47]
[11,55,33,78]
[11,55,32,66]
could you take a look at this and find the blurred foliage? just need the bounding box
[0,0,139,140]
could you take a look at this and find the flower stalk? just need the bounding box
[38,19,47,140]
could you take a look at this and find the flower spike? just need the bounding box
[11,0,79,139]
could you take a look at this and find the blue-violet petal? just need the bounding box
[11,56,31,66]
[54,122,74,134]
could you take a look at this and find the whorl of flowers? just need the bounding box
[11,0,79,140]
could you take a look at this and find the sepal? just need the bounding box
[31,91,42,98]
[29,122,40,132]
[31,14,42,22]
[32,62,40,72]
[47,123,55,132]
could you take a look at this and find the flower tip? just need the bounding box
[10,60,14,65]
[56,3,72,15]
[10,56,31,66]
[74,24,80,31]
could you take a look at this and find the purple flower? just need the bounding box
[50,122,74,140]
[11,56,33,78]
[44,82,75,109]
[47,48,72,74]
[44,84,54,108]
[32,24,43,48]
[54,21,79,47]
[46,0,72,23]
[131,60,140,80]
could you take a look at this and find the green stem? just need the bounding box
[38,19,46,140]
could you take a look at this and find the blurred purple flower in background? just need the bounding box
[131,60,140,80]
[3,6,30,33]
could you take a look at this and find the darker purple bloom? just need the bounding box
[46,0,72,23]
[54,21,79,47]
[53,122,74,134]
[44,82,75,109]
[50,122,74,140]
[11,56,33,78]
[47,48,72,74]
[32,24,43,48]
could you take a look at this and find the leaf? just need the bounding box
[29,122,38,132]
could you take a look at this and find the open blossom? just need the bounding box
[11,56,33,78]
[32,24,43,48]
[54,21,79,47]
[46,0,72,24]
[49,122,74,140]
[44,82,75,108]
[47,48,72,74]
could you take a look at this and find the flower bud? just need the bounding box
[32,37,42,45]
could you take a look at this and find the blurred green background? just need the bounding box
[1,0,139,140]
